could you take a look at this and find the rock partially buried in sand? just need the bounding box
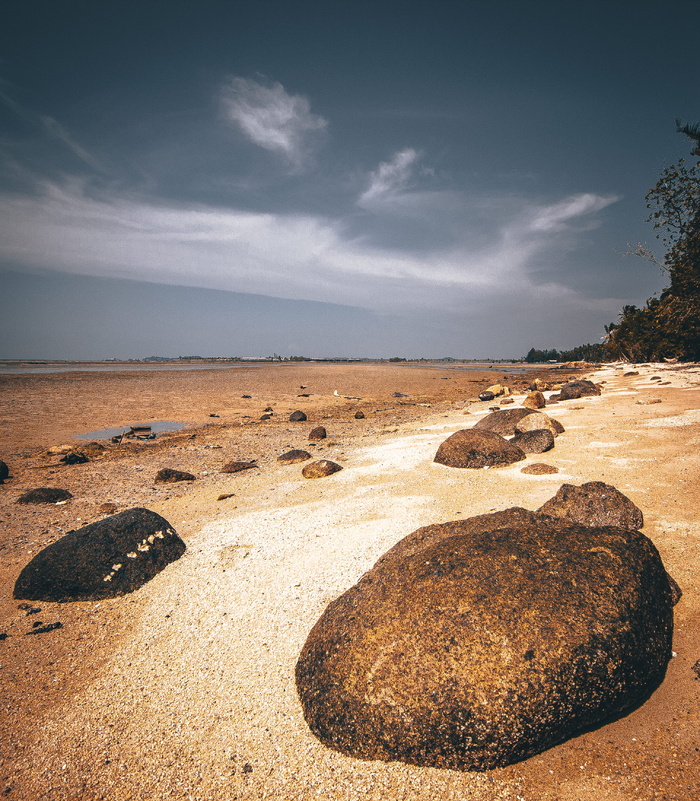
[308,426,327,441]
[552,379,601,401]
[220,460,258,473]
[289,410,308,422]
[522,390,546,409]
[302,460,342,479]
[354,411,365,419]
[295,513,674,771]
[434,429,525,469]
[510,428,555,454]
[13,507,186,602]
[537,480,643,530]
[473,407,535,436]
[514,411,564,437]
[154,468,196,483]
[0,460,9,484]
[277,449,311,464]
[521,463,559,475]
[17,488,73,504]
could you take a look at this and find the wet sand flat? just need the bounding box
[1,362,699,800]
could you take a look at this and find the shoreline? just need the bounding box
[1,361,699,799]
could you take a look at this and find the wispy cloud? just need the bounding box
[0,85,105,172]
[358,148,420,206]
[220,77,327,168]
[0,179,620,319]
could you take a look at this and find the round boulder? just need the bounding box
[277,449,311,464]
[514,411,563,437]
[17,488,73,504]
[289,410,308,422]
[434,429,525,469]
[510,428,555,454]
[522,390,546,410]
[473,407,535,436]
[296,518,674,771]
[554,380,601,400]
[537,481,643,529]
[309,426,327,441]
[13,507,186,602]
[302,460,342,479]
[155,468,195,483]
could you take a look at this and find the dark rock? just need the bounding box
[692,660,700,680]
[277,449,311,464]
[624,371,639,376]
[296,516,674,771]
[354,411,365,419]
[667,573,683,606]
[13,507,186,602]
[392,392,408,398]
[302,460,342,479]
[309,426,327,441]
[217,493,235,501]
[242,394,252,398]
[0,632,7,640]
[209,413,220,417]
[473,408,535,436]
[478,391,495,401]
[0,460,9,484]
[289,410,308,422]
[434,429,525,469]
[26,622,62,635]
[510,428,555,454]
[220,460,258,473]
[552,380,601,401]
[154,468,195,483]
[537,481,643,529]
[264,407,274,412]
[521,463,559,475]
[260,414,272,420]
[17,488,73,505]
[60,452,89,465]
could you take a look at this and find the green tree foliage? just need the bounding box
[604,129,700,361]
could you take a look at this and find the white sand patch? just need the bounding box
[645,410,700,427]
[586,442,621,448]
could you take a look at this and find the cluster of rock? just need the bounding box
[296,482,677,771]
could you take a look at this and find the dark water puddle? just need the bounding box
[76,421,189,440]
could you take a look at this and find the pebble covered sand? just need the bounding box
[1,361,699,800]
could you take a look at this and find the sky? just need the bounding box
[1,1,698,360]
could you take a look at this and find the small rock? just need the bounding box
[289,410,308,422]
[154,468,196,483]
[220,460,258,473]
[354,411,365,419]
[25,622,62,635]
[624,371,639,376]
[478,391,495,402]
[98,502,119,515]
[260,414,272,420]
[636,398,662,405]
[209,413,220,418]
[242,394,252,398]
[277,449,311,464]
[500,397,514,405]
[692,659,700,680]
[392,392,408,398]
[521,463,559,475]
[217,493,236,501]
[17,488,73,505]
[309,426,327,441]
[264,407,274,412]
[0,460,9,484]
[302,460,343,479]
[60,452,89,465]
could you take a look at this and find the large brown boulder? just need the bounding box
[552,380,601,401]
[473,407,535,436]
[13,508,186,602]
[296,516,674,771]
[510,428,555,453]
[514,411,564,437]
[537,481,643,529]
[302,460,342,479]
[434,429,525,469]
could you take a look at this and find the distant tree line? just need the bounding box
[526,122,700,364]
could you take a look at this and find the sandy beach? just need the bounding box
[1,361,699,800]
